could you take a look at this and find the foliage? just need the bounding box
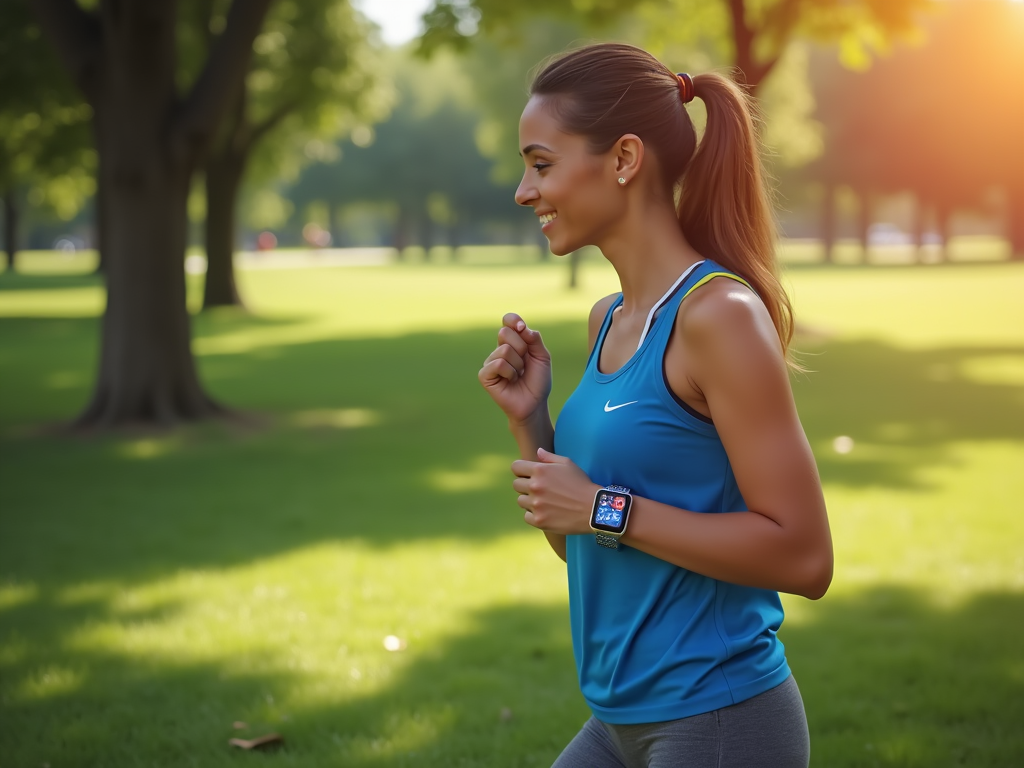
[419,0,937,90]
[286,48,527,246]
[0,2,94,236]
[1,254,1023,765]
[808,1,1024,239]
[177,0,393,228]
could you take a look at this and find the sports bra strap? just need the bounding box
[681,271,753,301]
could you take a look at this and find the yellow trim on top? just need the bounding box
[681,271,752,300]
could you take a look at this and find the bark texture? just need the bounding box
[1009,183,1024,261]
[820,183,835,264]
[31,0,273,428]
[2,193,17,272]
[203,149,245,309]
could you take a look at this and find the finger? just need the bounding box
[516,493,533,511]
[502,314,547,354]
[492,343,525,376]
[511,459,539,478]
[512,477,531,494]
[478,358,519,386]
[483,344,525,377]
[502,313,528,333]
[497,326,528,358]
[523,509,540,528]
[518,324,549,357]
[537,447,570,464]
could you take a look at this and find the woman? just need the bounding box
[478,43,833,767]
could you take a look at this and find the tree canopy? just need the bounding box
[0,1,93,268]
[419,0,937,92]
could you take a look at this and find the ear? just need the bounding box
[612,134,644,184]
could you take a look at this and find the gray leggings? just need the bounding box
[552,675,809,768]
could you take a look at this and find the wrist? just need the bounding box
[589,485,634,548]
[507,407,551,434]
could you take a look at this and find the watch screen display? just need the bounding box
[593,492,630,532]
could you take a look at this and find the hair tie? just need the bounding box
[676,72,695,104]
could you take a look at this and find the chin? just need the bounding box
[546,237,584,258]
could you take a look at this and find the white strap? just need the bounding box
[633,260,704,351]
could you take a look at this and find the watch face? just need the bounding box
[592,491,631,533]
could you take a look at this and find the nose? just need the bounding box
[514,172,537,207]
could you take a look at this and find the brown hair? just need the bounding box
[530,42,795,362]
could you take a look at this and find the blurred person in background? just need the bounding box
[479,43,833,767]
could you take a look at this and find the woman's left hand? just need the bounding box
[511,448,599,534]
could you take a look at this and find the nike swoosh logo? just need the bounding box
[604,400,639,412]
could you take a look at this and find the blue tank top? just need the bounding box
[553,259,791,725]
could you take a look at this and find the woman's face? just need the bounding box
[515,96,621,256]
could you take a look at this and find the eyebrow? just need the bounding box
[519,143,553,157]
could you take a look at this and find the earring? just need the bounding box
[618,177,626,185]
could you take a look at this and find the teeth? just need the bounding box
[539,212,557,225]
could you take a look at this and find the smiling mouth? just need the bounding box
[539,212,557,226]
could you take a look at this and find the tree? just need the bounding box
[808,1,1024,261]
[0,2,93,271]
[420,0,936,94]
[29,0,274,427]
[180,0,389,309]
[286,48,525,252]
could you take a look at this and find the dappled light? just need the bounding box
[3,259,1022,765]
[3,0,1023,761]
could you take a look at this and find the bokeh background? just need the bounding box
[1,0,1022,766]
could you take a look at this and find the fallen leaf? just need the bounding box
[228,733,283,750]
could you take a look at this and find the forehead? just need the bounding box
[519,96,581,153]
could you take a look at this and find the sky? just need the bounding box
[357,0,434,46]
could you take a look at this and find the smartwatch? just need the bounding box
[590,485,633,549]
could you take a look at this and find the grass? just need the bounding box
[1,247,1023,767]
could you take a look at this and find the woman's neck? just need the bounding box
[599,196,704,319]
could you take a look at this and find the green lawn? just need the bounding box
[1,249,1023,767]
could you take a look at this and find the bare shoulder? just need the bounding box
[677,277,780,361]
[588,293,620,353]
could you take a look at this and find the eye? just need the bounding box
[532,162,551,172]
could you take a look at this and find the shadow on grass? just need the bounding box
[2,302,1023,765]
[1,314,1023,583]
[0,271,104,292]
[1,587,1022,767]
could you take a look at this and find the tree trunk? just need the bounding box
[568,249,582,289]
[2,192,17,272]
[935,204,952,263]
[30,0,273,428]
[74,5,220,427]
[1009,183,1024,261]
[421,208,435,258]
[93,166,106,274]
[857,188,872,263]
[911,196,926,264]
[393,203,413,258]
[327,202,340,247]
[820,183,836,264]
[78,117,219,426]
[203,149,245,309]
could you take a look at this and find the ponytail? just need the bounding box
[529,45,796,366]
[679,73,796,364]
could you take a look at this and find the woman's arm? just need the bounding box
[479,312,563,560]
[630,280,832,597]
[511,282,833,599]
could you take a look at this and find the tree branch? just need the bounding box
[248,99,296,147]
[726,0,799,91]
[726,0,756,87]
[28,0,102,104]
[173,0,274,152]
